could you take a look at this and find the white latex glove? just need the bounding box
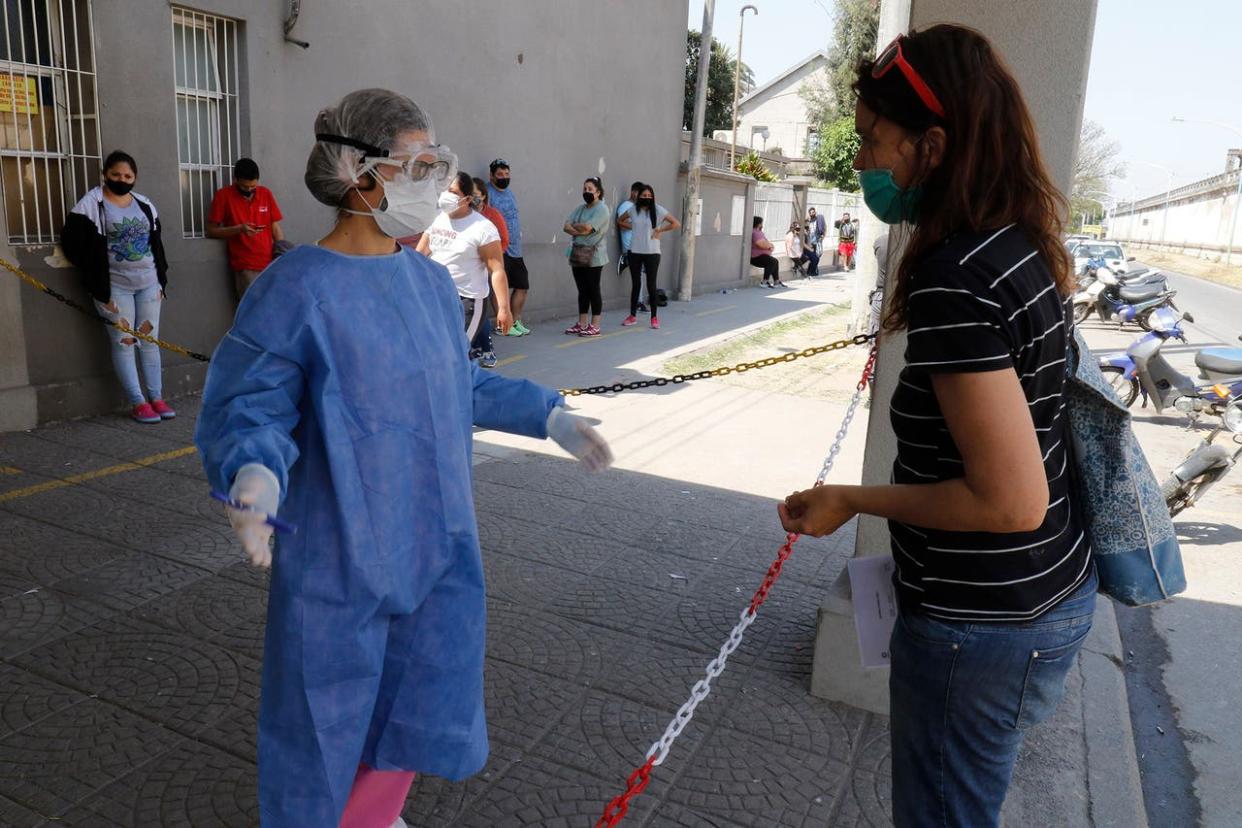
[227,464,280,568]
[546,406,613,472]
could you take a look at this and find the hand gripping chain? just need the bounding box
[594,342,880,828]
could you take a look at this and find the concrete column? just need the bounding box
[0,242,38,431]
[812,0,1099,713]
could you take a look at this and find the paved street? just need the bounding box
[1083,265,1242,827]
[0,269,1176,826]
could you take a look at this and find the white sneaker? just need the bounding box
[391,818,408,828]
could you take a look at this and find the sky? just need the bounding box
[688,0,1242,203]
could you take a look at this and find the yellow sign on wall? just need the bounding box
[0,75,40,115]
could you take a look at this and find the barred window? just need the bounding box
[172,7,239,238]
[0,0,102,245]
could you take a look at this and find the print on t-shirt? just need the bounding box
[109,216,151,262]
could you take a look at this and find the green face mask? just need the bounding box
[859,168,922,225]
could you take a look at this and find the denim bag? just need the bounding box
[1065,327,1186,605]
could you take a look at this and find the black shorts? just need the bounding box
[503,254,529,290]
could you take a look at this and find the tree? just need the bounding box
[823,0,881,120]
[801,0,879,158]
[811,115,861,190]
[684,29,752,137]
[1070,119,1125,230]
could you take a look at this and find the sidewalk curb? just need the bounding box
[1080,598,1150,828]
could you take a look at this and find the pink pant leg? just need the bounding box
[339,763,416,828]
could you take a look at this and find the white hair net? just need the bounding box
[305,88,438,207]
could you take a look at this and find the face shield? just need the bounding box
[315,132,459,238]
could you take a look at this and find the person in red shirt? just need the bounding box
[207,158,285,299]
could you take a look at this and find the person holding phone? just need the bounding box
[207,157,286,299]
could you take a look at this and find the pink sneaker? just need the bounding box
[578,324,601,337]
[131,402,160,424]
[651,318,661,330]
[621,315,638,327]
[564,322,586,335]
[150,399,176,419]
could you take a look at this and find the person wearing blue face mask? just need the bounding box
[777,27,1091,828]
[195,88,614,828]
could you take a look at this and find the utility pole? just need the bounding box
[728,5,758,171]
[678,0,716,302]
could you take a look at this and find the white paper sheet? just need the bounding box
[847,554,899,669]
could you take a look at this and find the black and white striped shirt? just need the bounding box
[889,225,1090,622]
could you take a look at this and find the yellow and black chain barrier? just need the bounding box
[557,333,877,396]
[5,256,875,394]
[1,256,212,362]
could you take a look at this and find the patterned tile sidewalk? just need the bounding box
[0,395,895,827]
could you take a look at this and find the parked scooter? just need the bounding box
[1097,306,1242,416]
[1072,264,1176,328]
[1161,397,1242,516]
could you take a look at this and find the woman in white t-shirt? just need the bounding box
[616,183,680,329]
[418,173,512,349]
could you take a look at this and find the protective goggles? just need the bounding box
[872,35,946,119]
[317,133,458,184]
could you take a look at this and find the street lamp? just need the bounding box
[1134,161,1174,247]
[729,4,759,170]
[1080,189,1119,230]
[1172,115,1242,266]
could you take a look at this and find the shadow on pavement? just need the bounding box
[0,398,895,827]
[1174,520,1242,547]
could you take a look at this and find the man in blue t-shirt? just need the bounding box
[487,159,531,336]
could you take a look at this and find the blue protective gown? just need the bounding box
[194,244,562,826]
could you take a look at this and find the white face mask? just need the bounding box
[350,171,439,238]
[438,190,465,213]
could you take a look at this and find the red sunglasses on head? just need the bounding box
[872,35,946,119]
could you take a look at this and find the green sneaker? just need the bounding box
[512,320,531,336]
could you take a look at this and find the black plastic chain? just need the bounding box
[558,333,877,396]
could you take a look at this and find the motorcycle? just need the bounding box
[1097,306,1242,415]
[1072,263,1176,328]
[1161,397,1242,516]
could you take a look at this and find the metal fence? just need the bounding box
[806,188,861,224]
[752,182,794,236]
[0,0,102,246]
[171,6,241,239]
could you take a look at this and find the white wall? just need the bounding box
[721,59,828,158]
[1112,185,1241,258]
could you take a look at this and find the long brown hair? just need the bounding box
[854,25,1073,331]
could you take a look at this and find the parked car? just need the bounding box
[1072,240,1132,275]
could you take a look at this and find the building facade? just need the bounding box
[0,0,691,428]
[1111,150,1242,262]
[714,51,828,160]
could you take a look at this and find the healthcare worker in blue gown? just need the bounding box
[194,89,613,828]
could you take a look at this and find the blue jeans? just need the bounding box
[94,282,163,405]
[802,248,821,275]
[889,566,1097,827]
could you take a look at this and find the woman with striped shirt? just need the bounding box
[779,26,1092,827]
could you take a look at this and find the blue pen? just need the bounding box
[210,490,299,535]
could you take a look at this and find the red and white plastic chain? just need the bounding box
[594,343,881,828]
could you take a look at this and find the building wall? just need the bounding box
[669,169,755,292]
[4,0,689,426]
[1112,186,1241,258]
[715,58,827,158]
